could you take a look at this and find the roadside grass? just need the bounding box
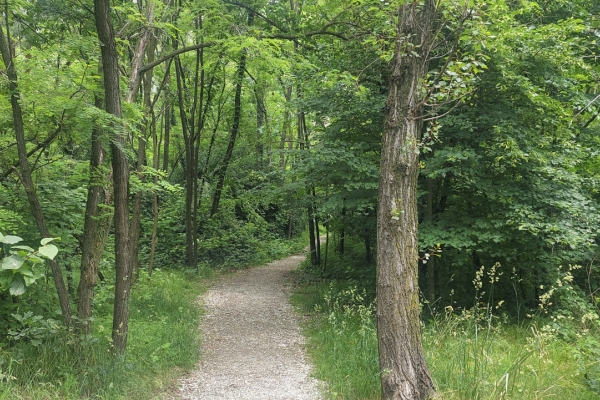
[0,268,207,399]
[292,277,600,400]
[0,235,306,399]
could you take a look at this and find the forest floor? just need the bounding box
[168,253,323,400]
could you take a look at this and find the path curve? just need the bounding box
[170,254,322,400]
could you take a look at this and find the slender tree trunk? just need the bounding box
[377,2,436,399]
[148,110,160,277]
[129,31,156,281]
[426,177,435,304]
[94,0,131,355]
[163,98,171,172]
[210,14,252,216]
[307,202,317,265]
[255,83,267,169]
[339,204,346,255]
[280,85,292,171]
[0,15,72,326]
[78,94,114,334]
[313,188,321,265]
[324,227,330,271]
[287,211,293,239]
[173,49,199,268]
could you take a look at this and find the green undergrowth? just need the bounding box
[0,268,207,399]
[292,275,600,400]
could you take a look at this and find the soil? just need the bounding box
[168,253,323,400]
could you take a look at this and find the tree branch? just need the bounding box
[0,123,63,181]
[138,42,217,75]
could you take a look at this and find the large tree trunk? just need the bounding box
[94,0,131,355]
[0,16,73,326]
[376,2,436,399]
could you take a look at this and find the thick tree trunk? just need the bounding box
[94,0,131,355]
[0,17,73,326]
[377,2,436,399]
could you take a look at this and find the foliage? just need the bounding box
[294,252,600,399]
[0,233,58,297]
[291,279,380,400]
[0,269,204,399]
[0,0,597,395]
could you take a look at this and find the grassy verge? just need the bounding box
[0,235,307,399]
[0,268,207,399]
[292,276,600,400]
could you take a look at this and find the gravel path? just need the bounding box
[169,254,322,400]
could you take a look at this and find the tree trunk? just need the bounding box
[174,51,198,268]
[148,110,161,277]
[255,83,267,168]
[426,177,435,305]
[78,94,114,335]
[376,2,436,399]
[280,85,292,171]
[94,0,131,355]
[129,31,156,281]
[0,15,72,326]
[163,99,171,172]
[210,22,250,216]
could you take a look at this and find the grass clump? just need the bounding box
[293,272,600,399]
[292,279,381,400]
[0,268,205,399]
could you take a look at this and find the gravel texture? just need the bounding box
[169,254,322,400]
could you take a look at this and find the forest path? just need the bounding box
[169,253,322,400]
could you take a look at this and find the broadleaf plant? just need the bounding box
[0,233,58,296]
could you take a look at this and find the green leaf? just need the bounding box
[0,270,13,288]
[9,275,26,296]
[11,245,35,252]
[38,244,58,260]
[1,235,22,244]
[40,237,58,245]
[1,254,25,270]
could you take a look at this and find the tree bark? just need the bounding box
[94,0,131,355]
[77,94,114,335]
[174,51,198,268]
[129,29,156,281]
[0,14,73,326]
[426,177,435,305]
[255,83,267,168]
[377,2,436,399]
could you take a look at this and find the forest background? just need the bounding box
[0,0,599,398]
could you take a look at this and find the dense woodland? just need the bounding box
[0,0,599,398]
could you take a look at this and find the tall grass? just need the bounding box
[0,268,206,399]
[292,274,600,399]
[292,279,381,399]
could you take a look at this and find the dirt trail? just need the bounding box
[169,254,322,400]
